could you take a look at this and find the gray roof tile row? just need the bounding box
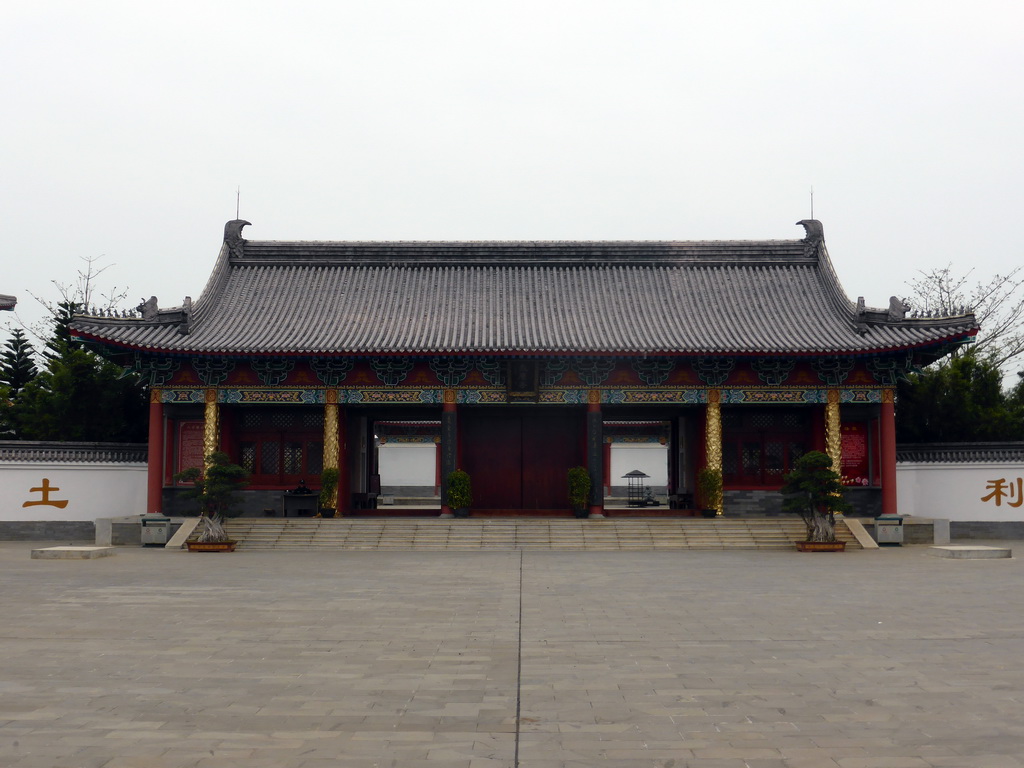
[897,442,1024,463]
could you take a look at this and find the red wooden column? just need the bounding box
[586,390,605,518]
[337,404,349,516]
[146,389,164,514]
[880,388,898,515]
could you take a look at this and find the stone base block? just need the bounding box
[31,546,117,560]
[927,545,1012,560]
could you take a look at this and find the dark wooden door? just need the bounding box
[461,408,583,510]
[461,409,523,509]
[521,409,582,509]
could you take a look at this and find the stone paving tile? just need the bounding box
[2,542,1024,766]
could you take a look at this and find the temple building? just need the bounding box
[70,219,978,518]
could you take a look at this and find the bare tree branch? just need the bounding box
[16,255,130,348]
[907,263,1024,372]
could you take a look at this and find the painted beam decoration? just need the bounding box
[152,355,902,405]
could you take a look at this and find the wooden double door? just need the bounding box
[460,407,584,510]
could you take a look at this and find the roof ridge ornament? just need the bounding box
[887,296,911,321]
[138,296,158,321]
[224,219,251,259]
[796,219,824,253]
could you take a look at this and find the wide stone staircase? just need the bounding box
[221,517,864,551]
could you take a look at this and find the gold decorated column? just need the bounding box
[203,388,220,469]
[705,389,723,516]
[825,389,843,516]
[323,389,340,509]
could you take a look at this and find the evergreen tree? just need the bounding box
[6,257,146,442]
[896,352,1022,443]
[0,329,38,397]
[9,346,147,442]
[44,301,81,361]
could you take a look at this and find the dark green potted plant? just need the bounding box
[319,467,340,518]
[781,450,852,551]
[173,451,249,550]
[568,466,591,518]
[446,469,473,518]
[696,467,722,518]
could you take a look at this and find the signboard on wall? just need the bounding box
[177,421,205,479]
[840,422,869,485]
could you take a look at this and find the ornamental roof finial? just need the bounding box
[796,219,824,245]
[224,219,251,258]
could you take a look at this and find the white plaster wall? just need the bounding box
[610,444,669,487]
[0,462,148,521]
[897,462,1024,521]
[378,444,436,487]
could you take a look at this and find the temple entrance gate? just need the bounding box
[460,407,584,510]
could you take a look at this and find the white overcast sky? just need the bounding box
[2,1,1022,344]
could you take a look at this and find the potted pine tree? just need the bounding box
[781,451,852,551]
[445,469,473,518]
[568,466,591,518]
[318,467,340,518]
[173,451,249,551]
[696,467,723,518]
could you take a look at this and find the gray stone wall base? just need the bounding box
[163,488,288,518]
[0,521,95,541]
[950,521,1024,540]
[112,519,143,545]
[723,488,882,518]
[864,518,935,545]
[378,487,438,505]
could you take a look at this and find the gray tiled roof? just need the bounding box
[897,442,1024,463]
[0,441,147,463]
[0,294,16,311]
[70,220,979,358]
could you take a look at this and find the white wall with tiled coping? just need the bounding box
[5,456,1024,536]
[1,461,148,523]
[897,461,1024,522]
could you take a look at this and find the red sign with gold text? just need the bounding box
[840,423,870,486]
[177,421,205,480]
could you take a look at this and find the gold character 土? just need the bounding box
[22,478,69,509]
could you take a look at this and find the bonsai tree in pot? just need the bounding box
[696,467,723,518]
[568,466,591,518]
[781,450,851,546]
[173,451,249,545]
[445,469,473,518]
[319,467,340,518]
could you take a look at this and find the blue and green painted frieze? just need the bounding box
[149,354,901,405]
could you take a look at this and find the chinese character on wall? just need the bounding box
[22,478,69,509]
[981,478,1024,508]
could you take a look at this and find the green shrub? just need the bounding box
[568,466,591,513]
[445,469,473,510]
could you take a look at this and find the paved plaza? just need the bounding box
[1,540,1023,768]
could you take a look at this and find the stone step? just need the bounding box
[222,517,860,551]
